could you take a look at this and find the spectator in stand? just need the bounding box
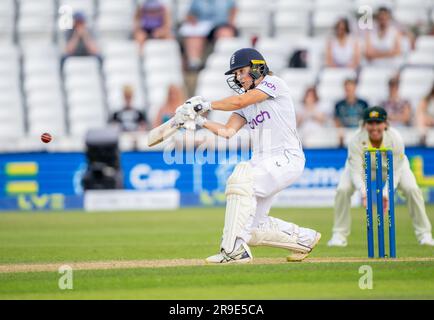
[297,87,330,135]
[335,78,369,145]
[153,84,186,128]
[416,83,434,145]
[133,0,173,53]
[110,85,148,132]
[335,79,369,128]
[380,77,412,126]
[325,18,360,69]
[62,12,101,67]
[179,0,238,71]
[365,7,402,67]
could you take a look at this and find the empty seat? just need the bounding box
[394,9,429,27]
[0,0,15,42]
[280,68,317,102]
[213,37,252,54]
[235,11,270,38]
[425,129,434,147]
[59,0,96,20]
[397,127,422,146]
[415,36,434,53]
[406,51,434,66]
[300,127,340,148]
[399,67,434,103]
[96,16,132,41]
[63,57,106,135]
[98,0,135,17]
[18,0,55,44]
[319,68,356,85]
[312,11,352,37]
[274,10,310,38]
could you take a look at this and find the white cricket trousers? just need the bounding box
[333,161,432,242]
[239,150,306,243]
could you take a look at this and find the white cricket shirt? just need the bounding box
[234,75,304,159]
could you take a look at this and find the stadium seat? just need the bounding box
[357,66,398,104]
[300,127,340,148]
[425,129,434,147]
[406,51,434,66]
[274,10,310,38]
[102,41,140,59]
[415,36,434,53]
[0,0,15,42]
[353,0,395,12]
[256,37,293,71]
[18,0,55,45]
[205,53,230,71]
[213,38,252,54]
[394,9,429,27]
[195,69,234,101]
[397,127,423,147]
[59,0,96,18]
[64,56,100,74]
[235,10,270,38]
[142,40,184,122]
[63,57,106,136]
[312,10,353,37]
[280,68,317,103]
[319,68,356,85]
[98,0,135,17]
[96,15,133,41]
[97,0,135,41]
[399,67,434,104]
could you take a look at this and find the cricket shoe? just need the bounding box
[287,230,322,262]
[327,233,348,247]
[205,243,253,264]
[419,233,434,246]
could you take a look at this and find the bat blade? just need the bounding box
[147,118,180,147]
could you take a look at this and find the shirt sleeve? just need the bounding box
[348,137,366,195]
[233,109,246,120]
[385,129,406,195]
[255,76,280,98]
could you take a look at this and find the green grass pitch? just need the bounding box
[0,205,433,299]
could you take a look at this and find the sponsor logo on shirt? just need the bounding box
[248,110,271,129]
[260,80,276,91]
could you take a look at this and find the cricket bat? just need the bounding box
[147,104,206,147]
[147,117,182,147]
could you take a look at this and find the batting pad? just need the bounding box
[248,220,311,254]
[221,162,256,254]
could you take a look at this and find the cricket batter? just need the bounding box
[328,106,434,247]
[173,48,321,263]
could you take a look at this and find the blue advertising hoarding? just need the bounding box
[0,147,433,211]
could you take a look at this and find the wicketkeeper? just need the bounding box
[328,106,434,247]
[174,48,321,263]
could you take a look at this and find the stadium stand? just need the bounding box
[0,0,433,152]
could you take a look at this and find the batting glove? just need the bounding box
[185,96,212,114]
[173,107,190,126]
[195,115,208,127]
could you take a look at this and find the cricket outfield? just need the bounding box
[0,206,433,299]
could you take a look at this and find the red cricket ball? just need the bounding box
[41,133,52,143]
